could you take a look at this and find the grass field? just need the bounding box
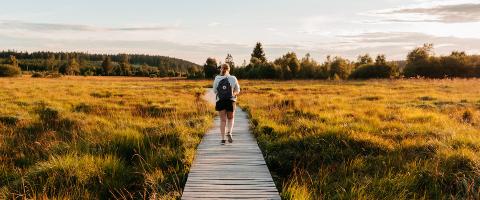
[238,79,480,199]
[1,77,480,199]
[0,76,214,199]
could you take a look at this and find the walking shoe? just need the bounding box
[220,140,226,145]
[227,133,233,143]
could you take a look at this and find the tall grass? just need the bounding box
[238,79,480,199]
[0,76,214,199]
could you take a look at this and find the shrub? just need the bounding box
[31,72,45,78]
[73,103,110,116]
[329,57,352,79]
[73,103,93,113]
[350,63,397,79]
[59,58,80,75]
[0,116,20,126]
[275,98,295,108]
[46,72,62,78]
[109,129,145,160]
[57,116,83,136]
[0,64,21,77]
[419,96,436,101]
[134,104,176,117]
[37,106,60,129]
[90,91,113,98]
[361,95,383,101]
[462,110,474,123]
[80,67,97,76]
[403,45,479,78]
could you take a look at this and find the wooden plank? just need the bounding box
[181,90,281,200]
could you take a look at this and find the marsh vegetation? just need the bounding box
[239,79,480,199]
[0,76,214,199]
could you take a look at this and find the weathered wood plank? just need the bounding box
[181,90,280,200]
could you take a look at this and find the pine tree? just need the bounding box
[119,54,131,76]
[102,56,113,75]
[225,54,235,73]
[225,54,234,67]
[250,42,267,63]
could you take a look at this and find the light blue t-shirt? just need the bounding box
[212,74,240,102]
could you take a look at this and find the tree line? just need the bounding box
[2,43,479,79]
[0,51,201,77]
[203,43,480,80]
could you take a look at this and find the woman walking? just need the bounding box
[213,63,240,145]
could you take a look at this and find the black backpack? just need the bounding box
[217,77,232,101]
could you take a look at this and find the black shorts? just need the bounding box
[215,100,236,112]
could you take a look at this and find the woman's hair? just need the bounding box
[220,64,230,75]
[220,64,230,70]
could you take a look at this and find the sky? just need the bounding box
[1,0,480,65]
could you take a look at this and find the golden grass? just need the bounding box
[0,76,214,199]
[238,78,480,199]
[2,76,480,199]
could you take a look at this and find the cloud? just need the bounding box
[0,33,252,64]
[0,21,95,31]
[207,22,221,27]
[187,32,480,62]
[335,32,480,58]
[0,20,179,32]
[339,32,479,45]
[1,28,480,64]
[108,26,178,31]
[367,2,480,23]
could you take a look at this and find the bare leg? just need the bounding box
[219,110,227,140]
[227,104,236,135]
[227,112,234,135]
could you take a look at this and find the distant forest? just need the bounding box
[0,51,202,78]
[1,42,480,79]
[204,43,480,80]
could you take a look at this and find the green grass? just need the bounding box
[0,76,214,199]
[238,79,480,200]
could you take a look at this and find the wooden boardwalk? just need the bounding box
[181,90,281,200]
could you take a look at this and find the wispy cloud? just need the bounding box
[108,26,179,31]
[0,20,180,32]
[207,22,221,27]
[3,30,480,64]
[335,32,480,57]
[365,1,480,23]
